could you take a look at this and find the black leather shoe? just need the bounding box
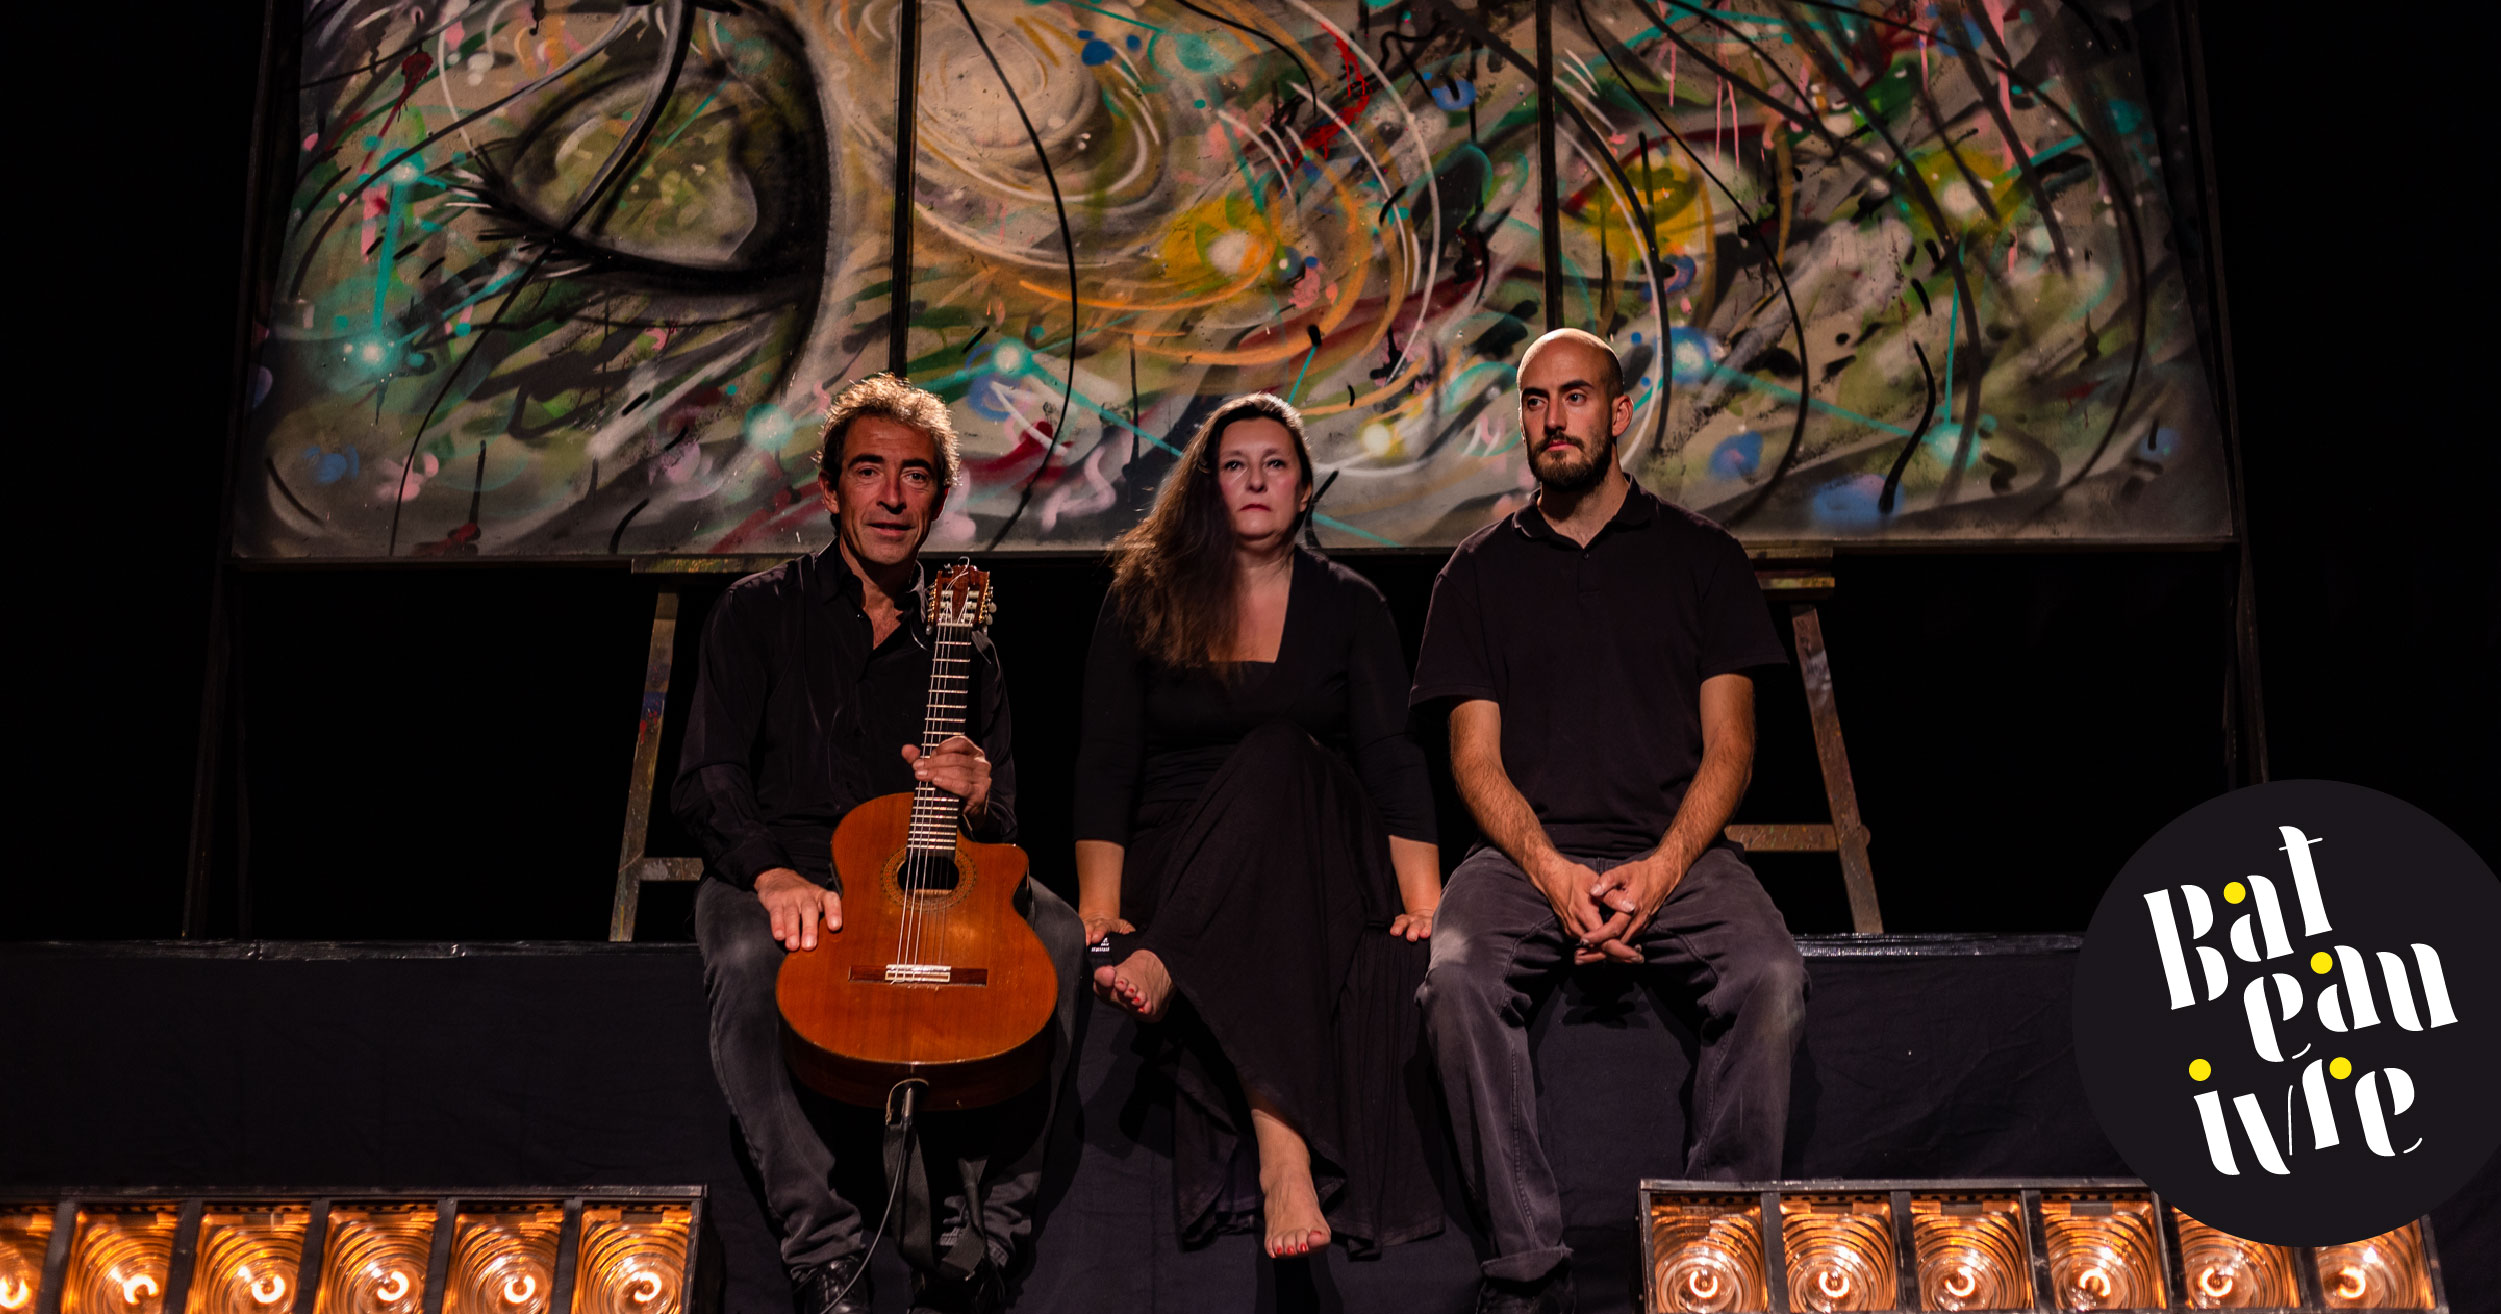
[791,1253,873,1314]
[1476,1264,1575,1314]
[909,1258,1007,1314]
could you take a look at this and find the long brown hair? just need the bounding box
[1109,394,1315,669]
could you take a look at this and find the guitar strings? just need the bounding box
[894,573,979,973]
[929,617,966,966]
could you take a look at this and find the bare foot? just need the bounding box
[1095,949,1173,1021]
[1260,1168,1331,1259]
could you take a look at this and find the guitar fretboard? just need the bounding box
[907,621,974,855]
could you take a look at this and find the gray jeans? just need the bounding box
[1417,844,1806,1282]
[695,874,1086,1273]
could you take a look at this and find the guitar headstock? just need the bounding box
[927,561,995,629]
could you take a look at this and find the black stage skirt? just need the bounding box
[1114,721,1443,1254]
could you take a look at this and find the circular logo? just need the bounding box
[2074,780,2501,1245]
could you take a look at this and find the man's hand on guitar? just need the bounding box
[903,735,991,819]
[755,867,842,951]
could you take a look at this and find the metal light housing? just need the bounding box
[2319,1222,2435,1309]
[1909,1196,2027,1312]
[185,1208,310,1314]
[1640,1179,2449,1314]
[571,1208,691,1314]
[1649,1195,1767,1313]
[2174,1211,2299,1309]
[446,1207,563,1314]
[2040,1192,2164,1311]
[315,1204,433,1314]
[64,1205,179,1314]
[4,1191,711,1314]
[1779,1196,1894,1312]
[1,1210,51,1314]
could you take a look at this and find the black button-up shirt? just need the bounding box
[1409,479,1787,859]
[671,546,1016,890]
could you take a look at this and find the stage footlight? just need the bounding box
[315,1204,435,1314]
[2174,1211,2298,1309]
[188,1207,310,1314]
[1648,1195,1765,1312]
[1910,1196,2028,1311]
[574,1206,693,1314]
[2318,1222,2435,1309]
[2039,1195,2164,1311]
[1,1209,51,1313]
[1781,1196,1896,1312]
[446,1207,563,1314]
[64,1206,179,1314]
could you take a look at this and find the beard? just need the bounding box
[1529,428,1616,493]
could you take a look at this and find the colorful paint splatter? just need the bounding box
[237,0,2227,557]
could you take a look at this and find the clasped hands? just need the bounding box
[753,736,991,951]
[1528,850,1684,964]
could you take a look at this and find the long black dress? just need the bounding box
[1074,548,1443,1252]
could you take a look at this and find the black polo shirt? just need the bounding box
[1409,479,1787,859]
[671,546,1015,890]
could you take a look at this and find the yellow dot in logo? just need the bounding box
[2224,881,2246,904]
[2189,1059,2211,1082]
[2311,951,2334,974]
[2331,1057,2353,1080]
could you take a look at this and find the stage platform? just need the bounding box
[6,936,2495,1313]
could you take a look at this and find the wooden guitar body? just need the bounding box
[776,791,1059,1110]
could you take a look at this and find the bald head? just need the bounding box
[1517,328,1633,494]
[1519,328,1623,401]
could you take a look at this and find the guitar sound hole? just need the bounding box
[879,845,975,910]
[899,853,960,896]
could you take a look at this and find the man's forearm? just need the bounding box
[673,762,794,889]
[1456,754,1556,871]
[1652,673,1760,873]
[1654,742,1751,871]
[1449,701,1557,873]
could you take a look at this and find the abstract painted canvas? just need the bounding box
[234,0,2228,557]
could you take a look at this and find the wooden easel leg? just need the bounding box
[1790,604,1883,933]
[611,589,694,941]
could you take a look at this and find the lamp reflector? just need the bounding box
[64,1206,179,1314]
[1648,1195,1766,1313]
[0,1210,50,1314]
[2171,1212,2297,1309]
[316,1205,435,1314]
[187,1208,310,1314]
[445,1207,562,1314]
[2318,1222,2435,1309]
[2039,1194,2164,1311]
[574,1206,692,1314]
[1910,1196,2029,1311]
[1780,1196,1896,1312]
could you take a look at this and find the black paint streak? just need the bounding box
[264,457,319,522]
[1878,339,1938,514]
[609,497,653,553]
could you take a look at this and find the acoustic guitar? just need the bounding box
[776,564,1059,1110]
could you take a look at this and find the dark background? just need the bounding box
[18,1,2494,942]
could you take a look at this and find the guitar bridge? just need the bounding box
[856,964,989,986]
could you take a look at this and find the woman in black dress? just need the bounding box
[1074,393,1445,1260]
